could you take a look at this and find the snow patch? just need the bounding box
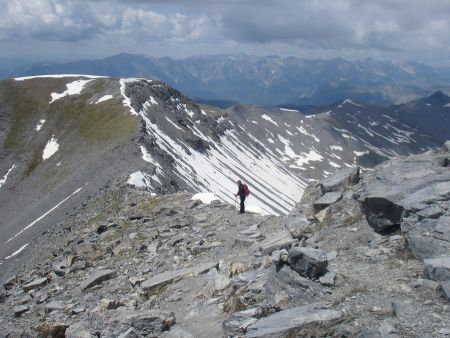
[4,243,29,260]
[280,108,299,112]
[444,103,450,108]
[295,150,324,167]
[0,164,16,189]
[127,171,150,188]
[95,95,114,104]
[329,161,341,168]
[354,150,370,156]
[192,192,218,205]
[42,136,59,160]
[330,145,343,151]
[297,126,320,142]
[50,79,93,103]
[261,114,279,127]
[35,119,46,131]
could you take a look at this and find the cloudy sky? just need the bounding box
[1,0,450,65]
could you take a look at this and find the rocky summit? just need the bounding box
[0,142,449,337]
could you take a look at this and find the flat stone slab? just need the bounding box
[80,269,117,290]
[13,305,30,317]
[45,300,66,313]
[313,192,342,211]
[141,261,218,294]
[259,231,297,255]
[320,167,360,193]
[245,302,342,337]
[23,277,48,292]
[423,256,450,282]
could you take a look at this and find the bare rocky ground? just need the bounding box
[0,143,449,337]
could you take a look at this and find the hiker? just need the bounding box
[235,180,250,213]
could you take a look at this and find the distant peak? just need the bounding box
[426,90,450,104]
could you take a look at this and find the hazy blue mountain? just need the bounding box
[392,90,450,142]
[6,53,450,107]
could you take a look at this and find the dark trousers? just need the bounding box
[240,195,246,213]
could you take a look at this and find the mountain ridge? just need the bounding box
[5,54,450,107]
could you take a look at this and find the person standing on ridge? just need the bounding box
[235,180,250,214]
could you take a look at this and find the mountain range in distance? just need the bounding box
[3,53,450,108]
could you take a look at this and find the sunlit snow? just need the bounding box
[280,108,299,112]
[0,164,16,189]
[4,243,29,260]
[42,136,59,160]
[50,79,93,103]
[294,150,324,167]
[35,119,46,131]
[192,192,218,205]
[95,95,114,104]
[120,78,140,115]
[261,114,279,126]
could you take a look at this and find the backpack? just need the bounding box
[243,183,250,197]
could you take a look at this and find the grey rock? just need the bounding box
[23,277,48,292]
[13,305,29,317]
[319,271,336,286]
[265,265,317,309]
[80,269,117,290]
[44,300,66,313]
[417,205,443,219]
[313,192,342,211]
[108,310,175,336]
[65,322,95,338]
[3,276,17,290]
[141,261,218,295]
[320,167,360,194]
[70,260,87,273]
[245,302,342,337]
[288,247,328,279]
[423,256,450,282]
[161,325,195,338]
[259,231,297,255]
[100,298,123,310]
[223,305,276,336]
[285,215,314,239]
[391,299,416,317]
[360,196,404,232]
[117,328,139,338]
[412,278,440,291]
[440,280,450,302]
[52,260,68,277]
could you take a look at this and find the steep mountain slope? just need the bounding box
[392,90,450,142]
[8,54,450,106]
[0,75,441,273]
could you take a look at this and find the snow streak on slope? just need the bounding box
[6,186,84,244]
[0,164,16,189]
[124,81,307,215]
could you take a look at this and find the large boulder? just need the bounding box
[359,143,450,259]
[288,247,328,279]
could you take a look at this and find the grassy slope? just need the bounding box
[0,78,139,178]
